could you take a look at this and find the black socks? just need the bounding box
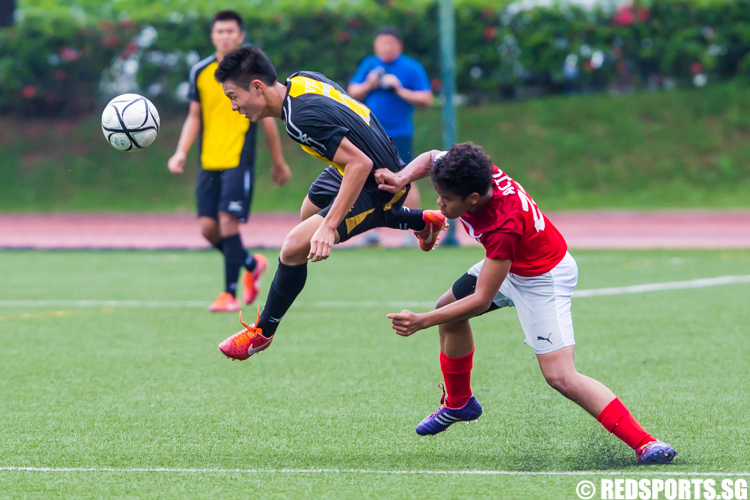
[244,252,257,272]
[257,260,308,337]
[220,234,247,296]
[384,207,426,231]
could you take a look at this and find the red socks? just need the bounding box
[597,398,657,450]
[440,348,474,409]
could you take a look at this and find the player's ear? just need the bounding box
[251,80,263,94]
[467,192,481,206]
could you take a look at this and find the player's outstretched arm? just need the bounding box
[307,137,372,262]
[387,258,511,336]
[168,101,201,175]
[260,117,292,186]
[375,149,443,193]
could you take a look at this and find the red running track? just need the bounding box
[0,211,749,250]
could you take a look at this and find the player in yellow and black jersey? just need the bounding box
[167,11,292,313]
[213,47,448,358]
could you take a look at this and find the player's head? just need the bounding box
[431,142,493,219]
[215,46,278,122]
[211,10,245,55]
[374,26,403,63]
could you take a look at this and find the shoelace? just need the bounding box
[233,307,262,345]
[424,383,449,421]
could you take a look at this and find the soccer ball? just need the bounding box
[101,94,160,152]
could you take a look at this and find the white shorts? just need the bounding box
[467,252,578,355]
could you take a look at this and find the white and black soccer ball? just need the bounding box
[101,94,160,152]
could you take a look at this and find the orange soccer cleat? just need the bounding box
[218,309,273,361]
[207,292,241,313]
[242,254,269,305]
[414,210,448,252]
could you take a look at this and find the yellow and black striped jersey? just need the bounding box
[189,55,257,171]
[281,71,404,188]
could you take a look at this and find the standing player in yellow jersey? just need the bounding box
[168,11,292,312]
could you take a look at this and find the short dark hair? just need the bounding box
[215,46,277,88]
[431,142,493,199]
[375,25,402,43]
[212,10,243,30]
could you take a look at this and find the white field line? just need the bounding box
[0,467,749,476]
[0,274,748,309]
[573,274,750,298]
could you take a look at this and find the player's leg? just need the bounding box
[216,211,244,297]
[219,182,416,360]
[248,167,344,340]
[392,135,421,247]
[256,213,336,329]
[196,169,240,311]
[224,158,268,305]
[515,253,676,463]
[199,216,221,247]
[536,346,616,416]
[214,165,267,306]
[196,169,222,247]
[536,347,675,463]
[415,268,510,435]
[217,213,332,360]
[300,196,323,221]
[436,287,475,410]
[302,166,340,219]
[380,187,447,251]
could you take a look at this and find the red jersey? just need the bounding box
[459,166,567,277]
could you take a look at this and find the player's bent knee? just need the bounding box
[199,219,220,242]
[280,230,312,264]
[280,237,306,263]
[543,371,577,396]
[435,290,457,309]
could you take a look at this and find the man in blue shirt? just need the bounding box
[348,26,433,245]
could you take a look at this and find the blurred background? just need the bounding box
[1,0,750,246]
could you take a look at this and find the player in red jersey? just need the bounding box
[377,143,676,464]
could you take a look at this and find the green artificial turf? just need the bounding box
[0,248,748,499]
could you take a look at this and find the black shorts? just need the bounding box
[307,166,410,243]
[196,162,254,223]
[451,273,512,315]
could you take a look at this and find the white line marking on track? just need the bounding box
[0,275,748,309]
[0,467,748,476]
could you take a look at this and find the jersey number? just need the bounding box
[493,171,546,232]
[289,76,371,125]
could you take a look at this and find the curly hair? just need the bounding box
[214,46,277,89]
[431,142,493,199]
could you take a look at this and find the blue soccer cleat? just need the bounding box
[416,384,483,436]
[636,440,677,464]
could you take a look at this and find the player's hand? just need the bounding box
[374,168,406,193]
[381,74,402,90]
[272,162,292,186]
[168,152,185,174]
[308,224,336,263]
[386,310,425,336]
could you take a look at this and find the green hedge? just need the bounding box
[5,1,750,115]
